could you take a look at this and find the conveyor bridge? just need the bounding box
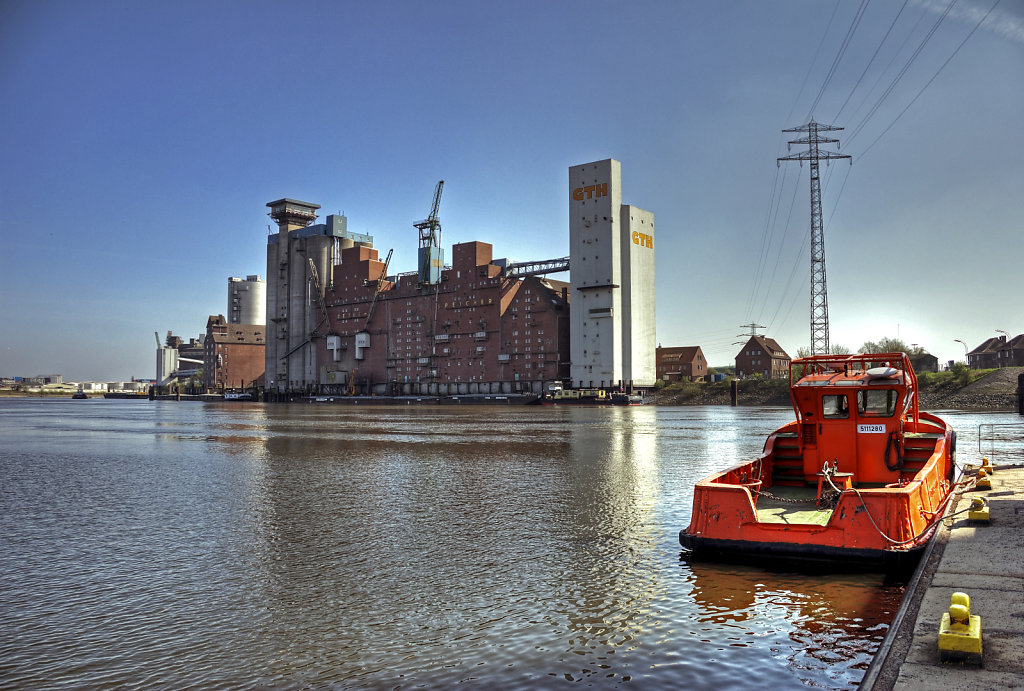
[504,257,569,278]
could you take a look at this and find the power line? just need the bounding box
[832,0,912,123]
[789,0,844,124]
[749,0,843,325]
[840,4,930,133]
[807,0,873,121]
[765,230,810,334]
[755,165,804,321]
[860,0,1002,159]
[744,164,786,321]
[846,0,959,146]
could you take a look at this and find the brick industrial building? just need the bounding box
[203,315,266,391]
[264,159,655,398]
[314,242,569,395]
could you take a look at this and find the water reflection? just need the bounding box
[682,557,902,687]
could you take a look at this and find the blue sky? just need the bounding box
[1,0,1022,381]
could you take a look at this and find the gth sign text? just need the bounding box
[571,183,608,201]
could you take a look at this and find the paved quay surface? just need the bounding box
[866,465,1024,690]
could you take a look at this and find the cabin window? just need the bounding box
[822,394,849,419]
[858,389,898,417]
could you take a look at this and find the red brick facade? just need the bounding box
[316,241,570,395]
[735,335,790,380]
[204,315,266,391]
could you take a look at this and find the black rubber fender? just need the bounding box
[948,430,957,481]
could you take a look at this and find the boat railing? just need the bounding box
[789,351,920,424]
[977,423,1024,466]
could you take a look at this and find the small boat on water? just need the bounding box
[72,391,88,399]
[680,352,956,568]
[223,391,254,401]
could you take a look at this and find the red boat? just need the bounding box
[680,352,956,568]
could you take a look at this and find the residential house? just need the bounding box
[967,334,1024,369]
[909,352,939,374]
[655,346,708,382]
[735,336,790,380]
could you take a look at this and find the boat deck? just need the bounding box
[755,485,833,526]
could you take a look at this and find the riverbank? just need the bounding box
[649,366,1023,411]
[4,365,1021,411]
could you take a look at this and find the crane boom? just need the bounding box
[307,258,333,336]
[363,248,393,331]
[415,180,444,247]
[427,180,443,224]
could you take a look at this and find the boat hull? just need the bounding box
[679,529,930,570]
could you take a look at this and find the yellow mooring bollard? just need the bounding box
[967,497,990,523]
[976,467,992,491]
[981,457,995,475]
[938,592,983,664]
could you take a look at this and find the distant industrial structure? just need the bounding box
[263,159,656,398]
[154,331,204,388]
[264,200,374,394]
[227,275,266,325]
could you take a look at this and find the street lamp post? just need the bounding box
[954,339,968,369]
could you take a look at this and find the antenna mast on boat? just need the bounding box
[778,121,851,355]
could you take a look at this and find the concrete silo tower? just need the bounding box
[568,159,656,389]
[264,198,374,396]
[227,275,266,325]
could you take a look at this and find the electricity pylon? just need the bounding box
[778,121,851,355]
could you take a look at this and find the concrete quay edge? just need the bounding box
[864,465,1024,690]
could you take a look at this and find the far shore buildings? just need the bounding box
[735,335,791,380]
[909,351,939,374]
[203,315,266,391]
[967,334,1024,369]
[655,346,707,382]
[0,377,150,393]
[264,159,655,397]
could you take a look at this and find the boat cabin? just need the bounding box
[787,355,918,487]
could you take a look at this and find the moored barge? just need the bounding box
[680,352,956,568]
[540,388,647,405]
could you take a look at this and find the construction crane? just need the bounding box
[416,180,444,247]
[415,180,444,285]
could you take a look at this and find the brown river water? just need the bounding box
[1,399,1017,689]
